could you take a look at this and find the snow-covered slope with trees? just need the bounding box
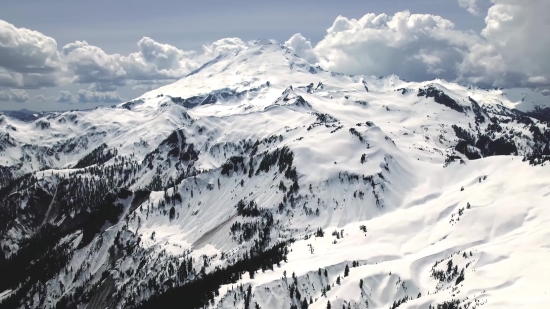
[1,40,549,309]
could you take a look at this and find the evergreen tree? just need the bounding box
[169,206,175,220]
[301,297,309,309]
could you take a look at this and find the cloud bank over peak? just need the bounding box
[283,33,318,64]
[59,36,249,91]
[284,1,550,89]
[0,18,248,95]
[0,0,549,107]
[287,11,475,83]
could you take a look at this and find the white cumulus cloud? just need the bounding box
[284,34,318,64]
[304,11,477,83]
[0,1,548,97]
[77,90,122,103]
[285,1,550,89]
[0,20,63,88]
[55,89,122,104]
[202,37,248,58]
[61,37,248,90]
[0,18,248,92]
[458,0,482,15]
[0,89,30,102]
[34,94,48,102]
[477,0,550,87]
[56,91,74,103]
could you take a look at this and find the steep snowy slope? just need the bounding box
[213,157,550,309]
[0,40,549,309]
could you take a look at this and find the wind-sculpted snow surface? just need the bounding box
[1,40,550,309]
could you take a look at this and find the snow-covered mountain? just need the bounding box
[1,39,550,309]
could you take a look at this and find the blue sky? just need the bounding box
[0,0,547,111]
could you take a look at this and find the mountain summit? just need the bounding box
[1,42,550,309]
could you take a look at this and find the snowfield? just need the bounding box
[214,157,550,309]
[1,40,550,309]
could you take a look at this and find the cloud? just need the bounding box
[0,18,248,91]
[10,89,29,102]
[0,20,63,88]
[61,37,248,90]
[56,91,74,103]
[61,41,127,86]
[55,89,122,104]
[1,3,549,96]
[131,80,170,92]
[303,11,478,83]
[478,0,550,87]
[0,89,29,102]
[453,0,550,88]
[76,89,122,103]
[286,2,550,89]
[284,34,318,64]
[88,82,118,92]
[458,0,482,15]
[34,94,48,102]
[202,37,249,58]
[0,69,61,89]
[136,36,197,71]
[0,89,49,104]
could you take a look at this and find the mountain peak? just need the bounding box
[137,40,325,103]
[252,38,281,46]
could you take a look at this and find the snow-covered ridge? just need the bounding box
[1,39,550,309]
